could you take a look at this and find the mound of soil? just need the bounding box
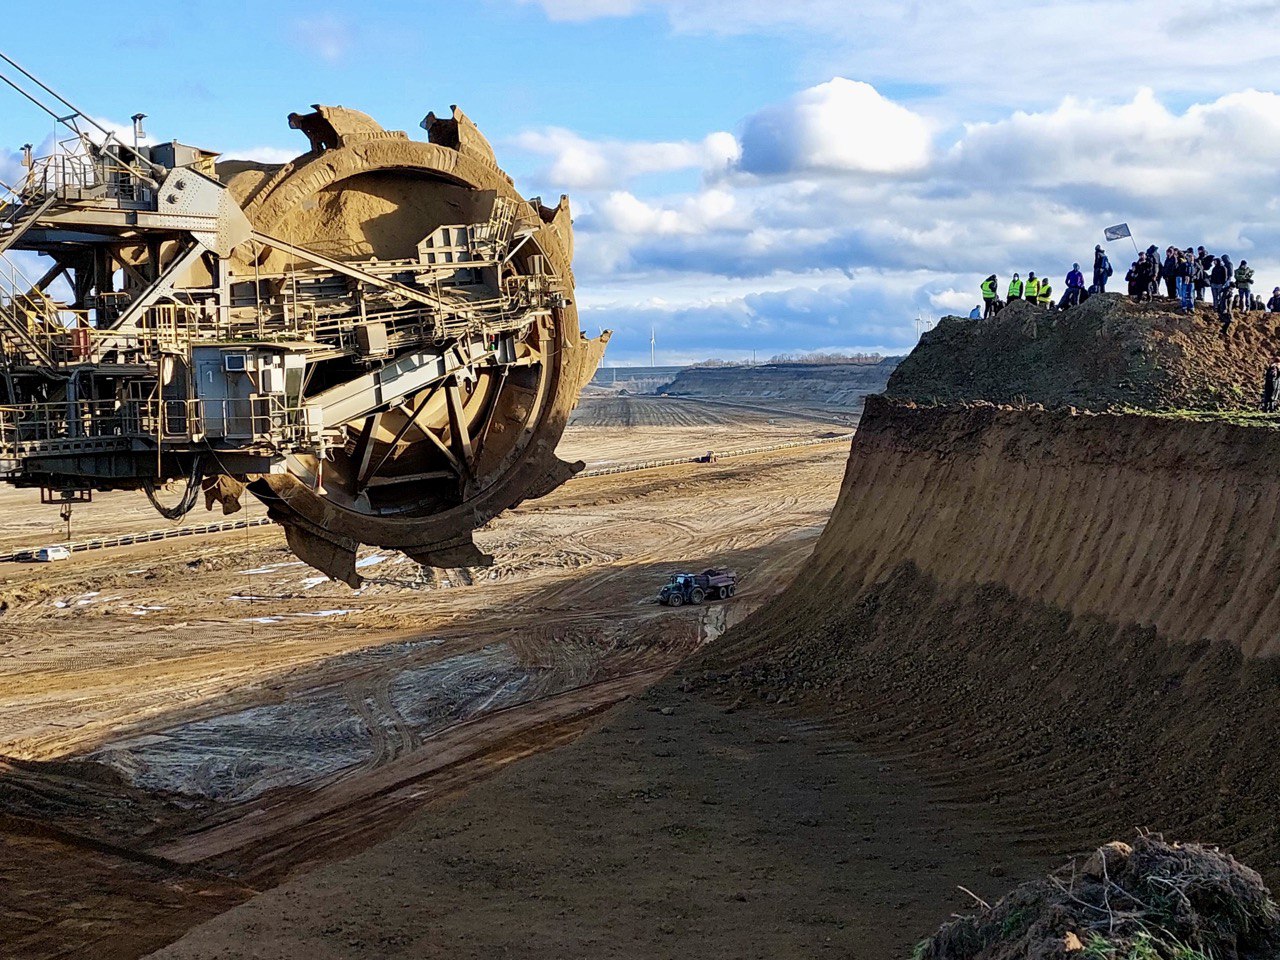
[919,836,1280,960]
[887,295,1280,411]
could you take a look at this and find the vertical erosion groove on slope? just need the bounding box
[698,395,1280,884]
[810,397,1280,659]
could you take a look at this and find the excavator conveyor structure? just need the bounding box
[0,55,607,584]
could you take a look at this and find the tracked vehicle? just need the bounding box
[0,55,606,585]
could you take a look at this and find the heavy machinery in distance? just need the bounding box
[0,54,606,585]
[658,569,737,607]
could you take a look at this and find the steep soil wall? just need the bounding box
[887,295,1280,410]
[811,398,1280,658]
[660,361,899,407]
[701,396,1280,882]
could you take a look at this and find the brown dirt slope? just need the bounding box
[698,396,1280,890]
[886,294,1280,410]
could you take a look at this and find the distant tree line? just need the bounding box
[768,351,887,365]
[687,351,887,368]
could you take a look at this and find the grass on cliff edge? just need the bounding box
[1126,407,1280,428]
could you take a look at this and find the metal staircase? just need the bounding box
[0,193,57,259]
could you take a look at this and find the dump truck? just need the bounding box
[658,568,737,606]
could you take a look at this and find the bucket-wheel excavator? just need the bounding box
[0,55,607,585]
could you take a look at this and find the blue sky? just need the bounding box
[4,1,1280,363]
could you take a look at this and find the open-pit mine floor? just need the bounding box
[0,396,858,960]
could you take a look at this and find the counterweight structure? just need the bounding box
[0,58,607,584]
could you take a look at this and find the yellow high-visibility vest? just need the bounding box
[1008,279,1024,298]
[1038,282,1052,304]
[980,278,998,299]
[1025,277,1040,299]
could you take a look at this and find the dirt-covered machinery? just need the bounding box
[658,568,737,606]
[0,55,607,585]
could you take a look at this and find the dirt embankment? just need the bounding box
[698,396,1280,888]
[659,361,899,408]
[887,295,1280,410]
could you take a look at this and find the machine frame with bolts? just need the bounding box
[0,55,607,584]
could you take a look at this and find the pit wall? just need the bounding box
[659,362,898,407]
[811,397,1280,660]
[700,396,1280,879]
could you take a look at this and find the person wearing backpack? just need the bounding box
[1195,246,1213,301]
[1093,246,1113,293]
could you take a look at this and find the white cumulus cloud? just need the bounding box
[737,78,932,176]
[515,0,643,19]
[512,127,739,189]
[592,187,739,236]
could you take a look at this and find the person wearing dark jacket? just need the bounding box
[1196,246,1213,300]
[1126,253,1155,302]
[1093,246,1112,293]
[1126,260,1142,300]
[1163,248,1179,298]
[1209,258,1229,311]
[1146,244,1161,298]
[1235,260,1254,309]
[1263,358,1280,412]
[1267,287,1280,313]
[1178,252,1197,311]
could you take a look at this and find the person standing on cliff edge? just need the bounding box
[980,274,999,317]
[1093,246,1112,293]
[1060,263,1086,308]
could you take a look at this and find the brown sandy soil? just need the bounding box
[146,392,1280,960]
[142,315,1280,959]
[0,485,272,552]
[0,397,850,960]
[149,684,1046,960]
[697,398,1280,892]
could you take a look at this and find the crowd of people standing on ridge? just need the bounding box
[973,240,1280,412]
[976,242,1278,335]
